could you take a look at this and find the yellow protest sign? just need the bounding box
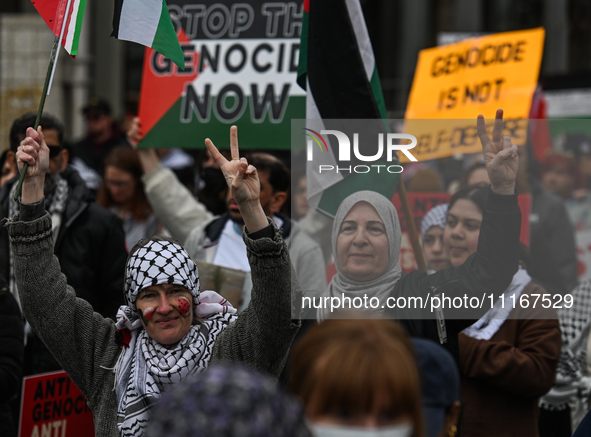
[403,28,544,162]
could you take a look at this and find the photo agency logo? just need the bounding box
[304,127,419,174]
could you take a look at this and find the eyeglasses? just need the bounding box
[48,146,62,159]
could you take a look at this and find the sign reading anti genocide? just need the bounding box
[19,371,94,437]
[138,0,305,150]
[403,28,544,162]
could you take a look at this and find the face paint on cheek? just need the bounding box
[175,297,191,317]
[139,307,155,325]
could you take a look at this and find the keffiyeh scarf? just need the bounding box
[462,266,531,340]
[540,280,591,412]
[114,240,237,437]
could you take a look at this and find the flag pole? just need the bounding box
[397,180,428,272]
[13,0,73,201]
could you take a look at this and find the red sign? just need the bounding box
[19,371,95,437]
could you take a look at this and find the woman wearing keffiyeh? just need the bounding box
[8,125,301,437]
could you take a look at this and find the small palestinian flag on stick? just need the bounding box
[15,0,88,201]
[111,0,185,70]
[31,0,87,56]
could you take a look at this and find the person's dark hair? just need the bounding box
[448,185,488,215]
[449,186,532,268]
[460,161,487,189]
[10,112,65,151]
[96,147,152,222]
[245,152,290,193]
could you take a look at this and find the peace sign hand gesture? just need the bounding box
[205,126,268,232]
[477,109,518,195]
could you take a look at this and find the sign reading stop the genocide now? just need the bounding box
[402,28,545,162]
[138,0,305,150]
[19,371,94,437]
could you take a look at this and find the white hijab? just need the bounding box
[318,191,402,320]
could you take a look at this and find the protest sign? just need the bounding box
[194,260,249,308]
[138,0,305,150]
[19,371,94,437]
[403,28,544,162]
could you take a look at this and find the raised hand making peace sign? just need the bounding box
[205,126,269,233]
[477,109,519,195]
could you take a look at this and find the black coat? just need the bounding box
[0,167,127,374]
[0,275,24,437]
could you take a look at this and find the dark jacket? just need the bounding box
[458,284,561,437]
[529,179,578,296]
[0,167,127,374]
[0,275,24,437]
[387,187,522,361]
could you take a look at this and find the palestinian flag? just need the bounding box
[31,0,88,56]
[297,0,399,217]
[112,0,185,70]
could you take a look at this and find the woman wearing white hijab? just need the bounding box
[9,126,301,437]
[314,111,523,362]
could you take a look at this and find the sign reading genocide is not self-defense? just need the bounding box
[138,0,305,150]
[402,28,545,162]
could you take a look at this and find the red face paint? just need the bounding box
[142,307,155,323]
[176,296,191,316]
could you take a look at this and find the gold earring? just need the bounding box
[449,425,457,437]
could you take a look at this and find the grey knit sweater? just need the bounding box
[7,211,301,437]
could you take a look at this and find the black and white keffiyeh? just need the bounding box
[420,203,448,239]
[540,280,591,412]
[114,240,237,437]
[462,266,531,340]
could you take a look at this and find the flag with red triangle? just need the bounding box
[31,0,88,56]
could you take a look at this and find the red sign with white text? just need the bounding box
[19,371,94,437]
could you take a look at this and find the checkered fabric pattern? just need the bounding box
[420,203,448,238]
[114,239,238,437]
[124,240,200,308]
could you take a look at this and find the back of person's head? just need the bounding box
[245,152,290,193]
[146,364,311,437]
[289,316,423,436]
[411,339,461,437]
[448,185,488,215]
[407,168,443,192]
[10,112,65,151]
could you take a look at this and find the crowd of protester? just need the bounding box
[1,99,591,437]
